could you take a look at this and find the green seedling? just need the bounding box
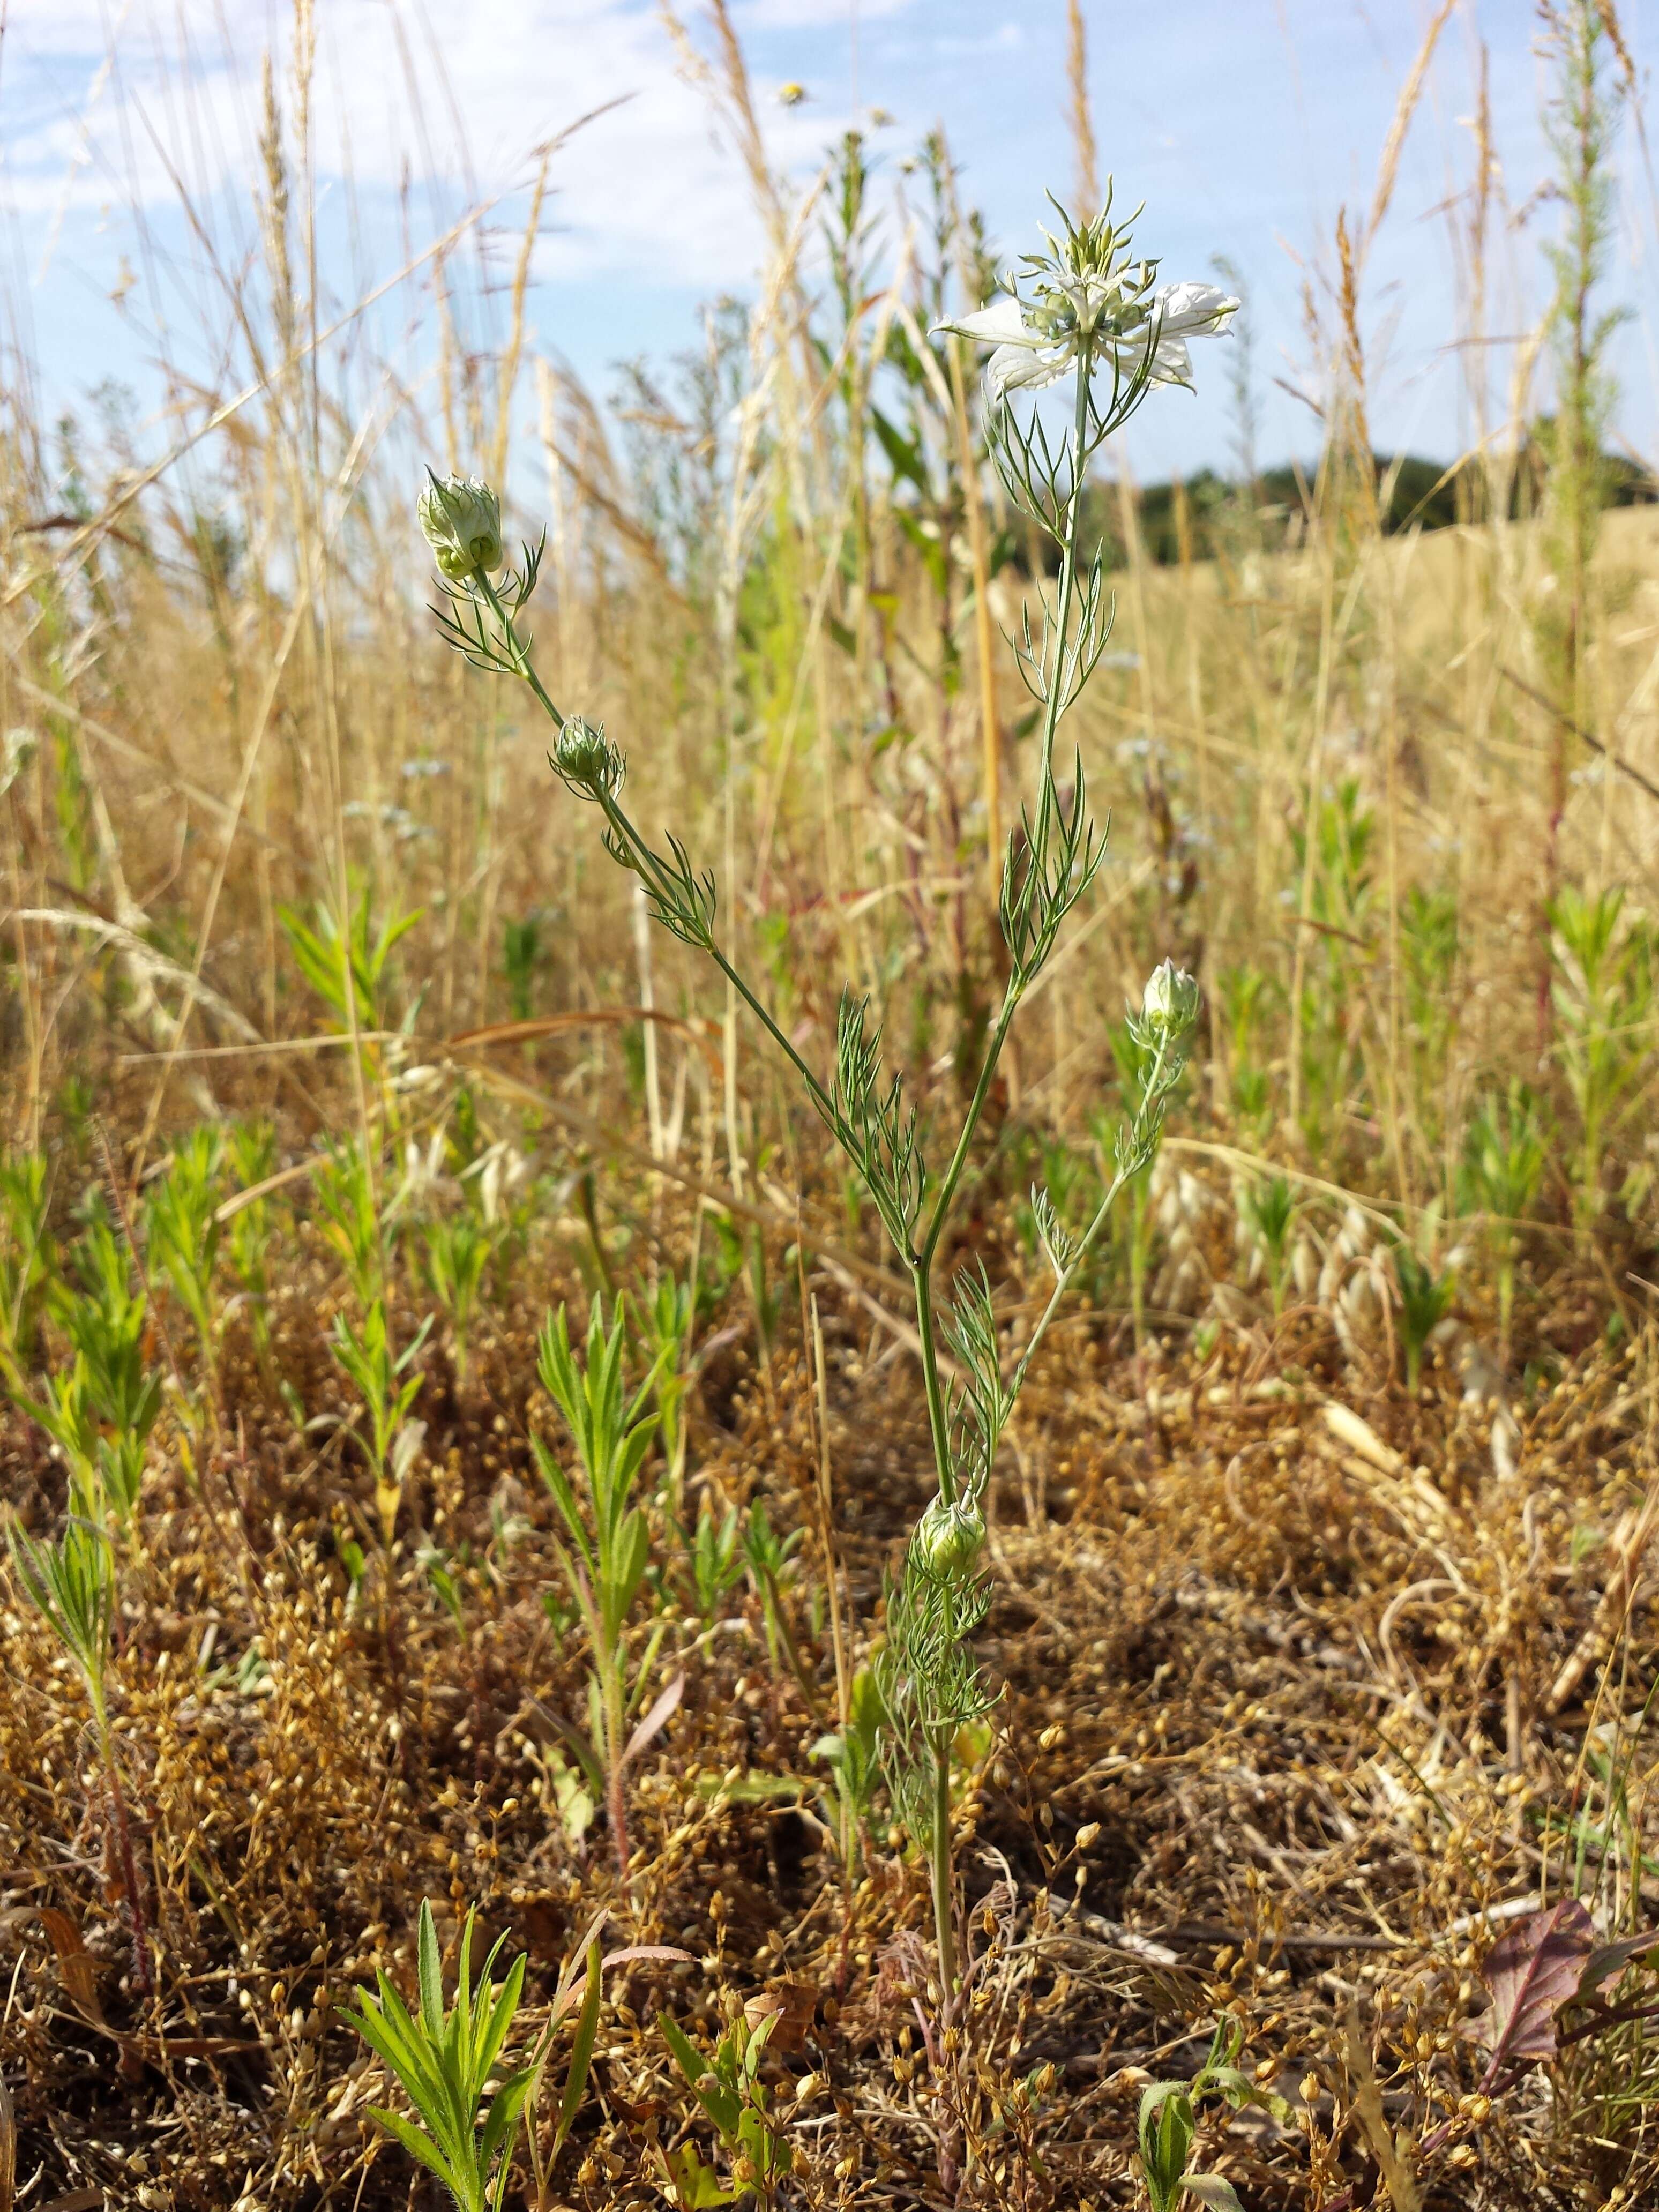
[421,1545,472,1640]
[316,1135,388,1315]
[280,887,422,1040]
[1138,2017,1291,2211]
[424,1213,494,1386]
[0,1149,55,1363]
[811,1662,884,1874]
[347,1900,684,2210]
[1550,885,1651,1242]
[330,1298,428,1543]
[682,1495,744,1629]
[1239,1174,1296,1318]
[1393,1241,1455,1395]
[648,1272,696,1516]
[533,1299,679,1881]
[741,1501,813,1706]
[1459,1083,1546,1365]
[502,912,543,1022]
[1216,963,1274,1133]
[146,1127,223,1395]
[347,1900,533,2212]
[225,1118,278,1373]
[8,1505,152,1997]
[18,1214,163,1523]
[660,1999,793,2208]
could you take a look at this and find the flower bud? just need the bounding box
[912,1495,985,1580]
[550,716,623,799]
[417,472,505,580]
[1139,958,1200,1040]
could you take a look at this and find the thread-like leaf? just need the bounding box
[556,1942,603,2155]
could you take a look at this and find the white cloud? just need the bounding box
[3,0,857,293]
[932,23,1021,56]
[736,0,914,26]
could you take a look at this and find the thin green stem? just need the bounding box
[596,791,840,1132]
[917,982,1021,1277]
[1012,353,1098,945]
[905,353,1100,1488]
[924,360,1095,1250]
[476,572,567,728]
[911,1259,955,1501]
[928,1725,958,1996]
[1008,1034,1172,1401]
[474,571,843,1146]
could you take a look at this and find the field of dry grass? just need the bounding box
[1,3,1657,2209]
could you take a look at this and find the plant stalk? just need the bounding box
[95,1707,154,2001]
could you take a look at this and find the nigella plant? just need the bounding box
[417,190,1229,1996]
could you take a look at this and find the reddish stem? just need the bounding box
[101,1732,154,2002]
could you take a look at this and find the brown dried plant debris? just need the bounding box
[0,1199,1653,2212]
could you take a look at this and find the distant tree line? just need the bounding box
[1080,431,1655,567]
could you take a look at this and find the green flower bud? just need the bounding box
[417,472,505,580]
[550,716,623,800]
[913,1496,985,1581]
[1139,958,1199,1041]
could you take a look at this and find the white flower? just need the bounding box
[936,274,1238,403]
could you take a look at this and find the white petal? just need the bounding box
[1152,281,1240,339]
[985,340,1075,401]
[1107,329,1194,387]
[1145,334,1195,386]
[933,296,1040,349]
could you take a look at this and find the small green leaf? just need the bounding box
[661,2013,742,2142]
[555,1943,603,2155]
[1182,2177,1245,2210]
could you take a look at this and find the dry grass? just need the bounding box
[0,1175,1654,2208]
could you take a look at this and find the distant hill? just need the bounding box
[1079,443,1656,567]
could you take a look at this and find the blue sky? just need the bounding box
[4,0,1657,488]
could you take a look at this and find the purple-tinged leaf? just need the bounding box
[622,1671,685,1769]
[1580,1932,1659,2000]
[1468,1900,1594,2066]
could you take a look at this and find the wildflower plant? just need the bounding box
[1459,1083,1546,1364]
[659,1998,794,2209]
[0,1149,54,1364]
[418,188,1226,1993]
[146,1126,224,1395]
[533,1300,675,1881]
[8,1503,153,1997]
[347,1900,533,2212]
[225,1117,278,1374]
